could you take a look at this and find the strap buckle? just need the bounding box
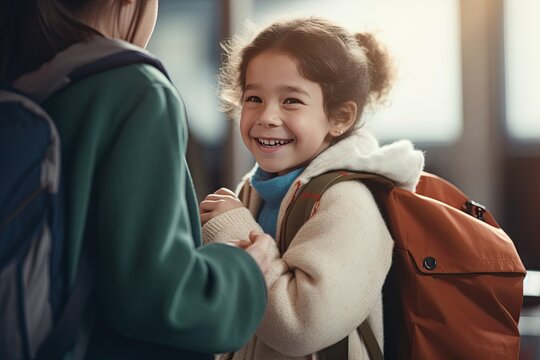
[464,199,487,221]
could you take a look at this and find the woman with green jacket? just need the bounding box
[0,0,270,359]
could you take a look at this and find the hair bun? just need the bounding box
[354,33,394,104]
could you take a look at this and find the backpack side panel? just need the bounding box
[0,89,64,359]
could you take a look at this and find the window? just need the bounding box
[504,0,540,140]
[148,0,226,146]
[249,0,463,143]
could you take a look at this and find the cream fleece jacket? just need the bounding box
[202,128,425,359]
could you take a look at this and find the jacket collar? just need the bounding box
[299,128,425,192]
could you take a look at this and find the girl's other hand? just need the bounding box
[199,188,244,225]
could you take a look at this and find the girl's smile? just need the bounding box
[253,137,295,153]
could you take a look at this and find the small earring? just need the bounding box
[335,129,343,136]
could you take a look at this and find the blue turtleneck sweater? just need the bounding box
[251,166,304,238]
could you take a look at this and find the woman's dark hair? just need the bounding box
[0,0,149,81]
[218,17,395,132]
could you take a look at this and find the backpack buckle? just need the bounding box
[464,199,487,221]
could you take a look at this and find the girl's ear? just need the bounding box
[329,101,357,137]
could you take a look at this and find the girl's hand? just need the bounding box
[199,188,244,225]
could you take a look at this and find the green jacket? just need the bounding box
[37,59,266,359]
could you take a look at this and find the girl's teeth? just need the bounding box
[257,138,292,147]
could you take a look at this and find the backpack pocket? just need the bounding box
[0,219,54,360]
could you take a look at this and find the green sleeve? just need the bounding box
[95,81,266,353]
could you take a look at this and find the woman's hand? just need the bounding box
[228,231,273,275]
[199,188,244,225]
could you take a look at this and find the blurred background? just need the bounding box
[146,0,540,357]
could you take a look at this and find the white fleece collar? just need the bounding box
[299,128,425,191]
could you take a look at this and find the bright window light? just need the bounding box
[250,0,463,143]
[504,0,540,139]
[524,270,540,297]
[148,1,227,146]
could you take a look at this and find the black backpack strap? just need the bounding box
[317,320,383,360]
[279,171,393,253]
[278,171,344,254]
[318,336,349,360]
[279,170,393,359]
[358,320,384,360]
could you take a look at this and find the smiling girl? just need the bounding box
[200,18,425,359]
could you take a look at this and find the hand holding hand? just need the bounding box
[243,231,273,275]
[199,188,244,225]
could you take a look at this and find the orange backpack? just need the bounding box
[279,171,526,360]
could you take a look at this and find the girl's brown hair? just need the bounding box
[0,0,149,81]
[218,17,394,133]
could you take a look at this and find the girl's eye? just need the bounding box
[245,95,262,103]
[283,98,303,105]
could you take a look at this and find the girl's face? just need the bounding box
[240,51,333,175]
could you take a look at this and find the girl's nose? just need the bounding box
[257,105,282,127]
